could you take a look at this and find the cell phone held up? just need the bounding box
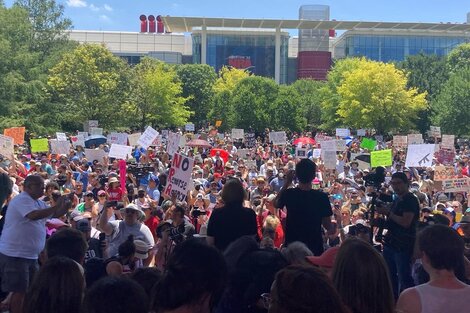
[105,200,118,209]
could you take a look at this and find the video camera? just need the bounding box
[191,208,207,218]
[364,166,386,190]
[127,162,154,179]
[156,222,186,244]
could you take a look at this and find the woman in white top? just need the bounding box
[397,224,470,313]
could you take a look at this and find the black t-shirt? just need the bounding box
[384,192,420,251]
[85,238,103,262]
[278,188,332,256]
[207,204,258,251]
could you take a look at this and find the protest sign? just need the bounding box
[56,132,67,141]
[335,128,350,137]
[335,140,347,151]
[244,133,256,148]
[127,133,141,147]
[89,128,103,136]
[350,153,371,170]
[429,126,441,138]
[405,144,435,168]
[442,178,470,193]
[370,149,392,168]
[107,133,128,146]
[152,135,163,147]
[185,123,195,132]
[315,134,333,143]
[393,136,408,147]
[77,131,88,139]
[161,130,169,139]
[231,128,244,139]
[434,166,456,181]
[164,153,195,201]
[85,149,107,162]
[441,135,455,150]
[435,149,455,166]
[215,120,222,127]
[321,140,336,151]
[356,129,366,137]
[322,150,337,169]
[137,127,158,149]
[296,148,308,159]
[3,127,25,145]
[237,149,250,158]
[269,131,287,145]
[0,135,14,159]
[71,135,85,148]
[407,134,423,145]
[375,135,384,143]
[360,138,376,151]
[30,139,49,153]
[312,149,321,159]
[108,144,132,160]
[84,120,98,133]
[50,139,70,155]
[167,132,181,156]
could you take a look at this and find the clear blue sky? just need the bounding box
[4,0,470,32]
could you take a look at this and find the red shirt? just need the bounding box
[145,216,160,238]
[107,187,123,201]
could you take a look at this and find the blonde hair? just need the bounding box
[264,215,280,230]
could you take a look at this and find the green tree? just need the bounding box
[127,58,191,129]
[273,85,306,132]
[291,79,325,128]
[176,64,216,128]
[432,68,470,136]
[335,60,427,134]
[47,44,131,130]
[447,43,470,73]
[231,76,279,132]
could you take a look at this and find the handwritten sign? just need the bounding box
[269,131,287,145]
[360,138,376,151]
[50,139,71,155]
[441,135,455,150]
[442,178,470,193]
[185,123,195,132]
[0,135,14,159]
[137,127,159,149]
[167,132,181,156]
[407,134,423,145]
[231,128,244,139]
[393,136,408,147]
[357,129,366,137]
[370,149,392,168]
[3,127,25,145]
[71,135,85,148]
[108,144,132,160]
[322,150,337,169]
[77,131,88,139]
[434,166,456,181]
[244,133,257,148]
[315,134,333,143]
[107,132,128,146]
[312,149,321,159]
[164,153,194,201]
[335,128,350,137]
[429,126,441,138]
[405,144,435,168]
[127,133,141,147]
[56,132,67,141]
[30,138,49,153]
[321,140,346,152]
[84,149,107,162]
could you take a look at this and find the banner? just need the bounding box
[137,126,159,149]
[296,148,308,159]
[429,126,441,138]
[164,153,195,201]
[84,149,107,162]
[434,166,456,181]
[0,135,14,159]
[441,135,455,150]
[108,144,132,160]
[244,133,257,148]
[442,178,470,193]
[30,138,49,153]
[185,123,195,132]
[269,131,287,145]
[370,149,392,168]
[407,134,423,145]
[393,135,408,147]
[360,138,376,151]
[127,133,141,147]
[231,128,244,139]
[71,135,85,148]
[56,132,67,141]
[405,144,435,168]
[50,139,71,155]
[321,150,337,169]
[107,132,128,146]
[167,132,182,156]
[3,127,25,145]
[335,128,350,137]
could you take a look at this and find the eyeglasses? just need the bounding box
[260,293,272,309]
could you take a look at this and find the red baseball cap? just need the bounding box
[306,246,339,268]
[213,173,222,179]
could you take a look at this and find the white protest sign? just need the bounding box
[336,128,350,137]
[84,120,98,133]
[357,129,366,137]
[321,140,337,151]
[137,126,159,149]
[77,131,88,139]
[49,139,71,155]
[163,153,195,201]
[231,128,244,139]
[127,133,141,147]
[429,126,441,138]
[322,150,337,169]
[56,132,67,141]
[185,123,195,132]
[407,134,423,145]
[0,135,14,159]
[441,135,455,150]
[71,135,85,148]
[85,149,107,162]
[269,131,287,145]
[107,133,128,146]
[393,136,408,147]
[296,148,308,159]
[442,178,470,193]
[237,149,250,159]
[315,134,333,143]
[108,144,132,160]
[312,149,321,159]
[167,132,181,156]
[89,128,103,136]
[405,144,435,168]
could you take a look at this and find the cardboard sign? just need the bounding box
[84,149,107,162]
[3,127,25,145]
[244,133,257,148]
[50,139,71,155]
[434,166,456,181]
[107,132,128,146]
[296,148,308,159]
[370,149,392,168]
[108,144,132,160]
[350,153,371,170]
[137,127,159,149]
[231,128,244,139]
[89,128,103,136]
[30,138,49,153]
[185,123,195,132]
[71,135,85,148]
[441,135,455,150]
[56,132,67,141]
[127,133,141,147]
[407,134,423,145]
[360,138,376,151]
[356,129,366,137]
[321,150,337,169]
[0,135,14,159]
[429,126,441,138]
[164,153,195,201]
[393,136,408,147]
[405,144,435,168]
[269,131,287,145]
[435,149,455,166]
[335,128,350,137]
[442,178,470,193]
[167,132,181,156]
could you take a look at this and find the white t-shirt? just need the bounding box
[0,192,50,259]
[415,283,470,313]
[107,221,155,257]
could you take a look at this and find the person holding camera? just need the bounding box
[376,172,420,298]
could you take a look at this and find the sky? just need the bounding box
[4,0,470,33]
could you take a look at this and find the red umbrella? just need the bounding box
[210,148,230,164]
[186,139,212,148]
[293,137,316,146]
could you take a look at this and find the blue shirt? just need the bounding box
[146,186,160,201]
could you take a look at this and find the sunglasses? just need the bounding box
[98,195,106,197]
[125,209,137,214]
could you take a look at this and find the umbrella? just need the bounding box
[84,135,107,148]
[293,137,316,146]
[186,139,212,148]
[210,148,230,164]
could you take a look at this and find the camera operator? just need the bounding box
[376,172,420,298]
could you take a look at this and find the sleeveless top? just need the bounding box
[416,283,470,313]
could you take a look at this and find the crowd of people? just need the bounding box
[0,128,469,313]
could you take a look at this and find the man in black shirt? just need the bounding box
[275,159,332,256]
[377,172,419,298]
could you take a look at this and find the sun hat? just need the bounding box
[133,240,149,259]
